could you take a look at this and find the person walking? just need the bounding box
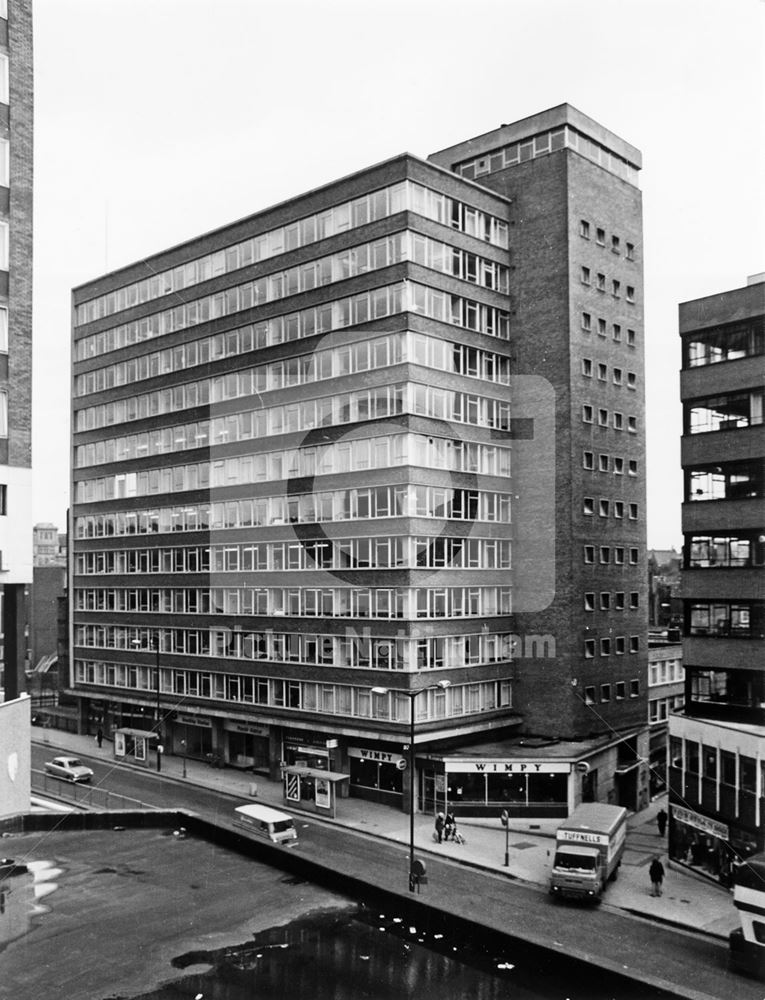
[657,807,668,837]
[96,727,104,749]
[434,812,445,843]
[649,856,665,896]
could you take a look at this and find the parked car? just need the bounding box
[44,756,94,783]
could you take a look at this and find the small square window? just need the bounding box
[613,323,622,342]
[583,497,594,515]
[584,685,596,704]
[582,312,592,332]
[615,636,626,654]
[583,404,594,423]
[612,280,621,298]
[611,235,620,254]
[599,546,610,564]
[630,592,639,609]
[628,459,637,476]
[582,358,592,377]
[584,545,595,564]
[629,548,639,564]
[629,636,639,653]
[626,243,635,260]
[613,368,623,385]
[597,273,606,291]
[601,683,611,701]
[626,286,635,303]
[615,592,625,610]
[627,372,636,389]
[598,408,608,426]
[613,412,623,430]
[584,592,595,611]
[600,592,611,610]
[580,220,590,239]
[583,450,594,470]
[613,457,624,475]
[628,502,638,519]
[615,681,626,699]
[614,501,624,518]
[628,416,637,433]
[597,363,607,381]
[600,639,611,656]
[597,318,607,337]
[581,266,591,285]
[596,228,605,245]
[630,679,639,697]
[614,547,624,565]
[598,499,609,517]
[584,640,596,659]
[599,454,609,472]
[627,329,636,346]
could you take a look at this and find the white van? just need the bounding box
[233,803,298,845]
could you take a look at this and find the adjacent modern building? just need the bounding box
[0,0,33,702]
[669,273,765,884]
[69,104,649,819]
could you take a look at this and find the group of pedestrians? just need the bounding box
[434,810,463,844]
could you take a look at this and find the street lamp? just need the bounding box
[132,632,162,772]
[372,680,450,892]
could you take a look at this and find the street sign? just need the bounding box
[396,758,407,771]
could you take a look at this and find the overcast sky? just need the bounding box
[31,0,765,546]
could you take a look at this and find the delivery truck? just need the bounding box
[550,803,627,901]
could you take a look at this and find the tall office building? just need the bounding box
[669,274,765,882]
[70,105,648,817]
[0,0,33,701]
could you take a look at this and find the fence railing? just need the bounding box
[31,770,157,812]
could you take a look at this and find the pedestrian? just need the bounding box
[444,810,455,841]
[649,856,665,897]
[657,807,668,837]
[434,811,445,843]
[96,727,104,749]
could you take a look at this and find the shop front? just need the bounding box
[172,712,214,760]
[669,804,737,886]
[348,746,405,805]
[224,720,270,771]
[282,731,340,772]
[423,758,571,819]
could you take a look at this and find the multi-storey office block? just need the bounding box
[669,274,765,884]
[71,105,649,818]
[0,0,33,701]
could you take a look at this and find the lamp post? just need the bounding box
[372,681,450,892]
[132,632,162,772]
[152,632,162,773]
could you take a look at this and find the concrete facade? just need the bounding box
[669,274,765,884]
[0,0,33,701]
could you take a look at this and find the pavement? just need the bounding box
[33,727,740,942]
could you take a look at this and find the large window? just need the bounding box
[684,319,764,368]
[688,461,764,501]
[0,54,7,105]
[687,389,763,434]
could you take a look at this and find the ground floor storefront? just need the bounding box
[668,802,763,888]
[75,695,648,820]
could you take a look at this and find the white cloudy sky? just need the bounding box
[31,0,764,546]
